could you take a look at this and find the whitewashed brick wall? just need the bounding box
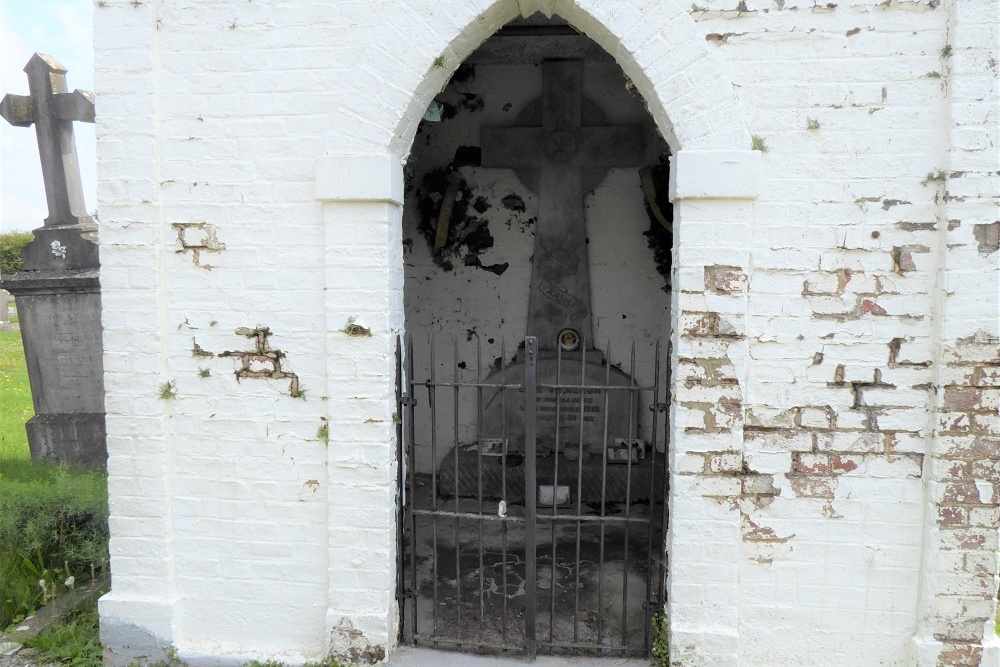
[94,0,999,665]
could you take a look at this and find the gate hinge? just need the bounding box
[649,402,668,413]
[400,396,417,407]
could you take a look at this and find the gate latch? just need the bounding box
[649,402,668,413]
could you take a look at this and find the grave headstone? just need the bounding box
[0,274,9,330]
[0,54,106,468]
[479,60,642,455]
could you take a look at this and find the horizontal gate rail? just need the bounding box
[411,509,525,522]
[534,513,650,525]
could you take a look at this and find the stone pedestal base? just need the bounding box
[26,412,106,468]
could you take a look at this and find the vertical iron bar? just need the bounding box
[453,337,462,644]
[597,339,612,647]
[500,338,508,648]
[621,342,637,650]
[549,344,562,644]
[395,336,404,643]
[477,337,485,644]
[572,341,587,644]
[429,334,438,645]
[643,341,661,652]
[407,337,418,643]
[658,340,672,626]
[524,336,538,659]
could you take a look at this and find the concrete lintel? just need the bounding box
[315,155,404,205]
[669,150,761,201]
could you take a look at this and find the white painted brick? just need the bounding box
[95,1,999,665]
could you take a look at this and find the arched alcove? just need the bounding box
[396,13,675,657]
[314,1,759,661]
[388,0,750,161]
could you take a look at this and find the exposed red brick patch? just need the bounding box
[796,453,830,474]
[941,413,971,433]
[831,455,861,474]
[789,475,836,499]
[941,482,985,504]
[972,459,1000,482]
[941,460,971,480]
[943,388,981,411]
[704,265,746,294]
[941,529,993,551]
[742,517,794,543]
[861,299,887,315]
[937,506,968,527]
[973,221,999,255]
[937,640,982,666]
[892,246,916,273]
[709,451,743,474]
[680,311,740,337]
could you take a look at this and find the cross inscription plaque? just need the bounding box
[477,60,643,457]
[482,60,642,350]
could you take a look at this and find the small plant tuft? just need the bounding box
[751,135,768,152]
[924,71,942,79]
[317,419,329,445]
[302,659,350,667]
[192,339,214,358]
[392,412,402,426]
[806,118,820,130]
[921,169,947,186]
[433,56,446,68]
[159,381,177,400]
[209,320,218,326]
[198,368,211,378]
[341,316,372,337]
[690,3,708,10]
[939,44,952,59]
[651,612,670,667]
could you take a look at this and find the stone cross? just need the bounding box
[0,54,106,469]
[1,53,95,230]
[482,60,641,350]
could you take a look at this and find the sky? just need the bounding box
[1,0,95,233]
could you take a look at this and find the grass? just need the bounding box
[1,324,110,636]
[0,328,32,461]
[0,460,109,631]
[25,598,103,667]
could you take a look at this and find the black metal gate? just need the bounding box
[396,336,670,658]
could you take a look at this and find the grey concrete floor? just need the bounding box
[389,646,649,667]
[401,486,665,659]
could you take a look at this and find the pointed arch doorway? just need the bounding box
[395,13,674,658]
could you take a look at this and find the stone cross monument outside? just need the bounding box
[0,53,106,468]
